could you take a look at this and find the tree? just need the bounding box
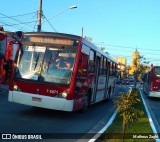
[133,54,150,88]
[114,88,144,141]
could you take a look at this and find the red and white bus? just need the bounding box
[0,30,23,84]
[143,66,160,98]
[8,32,117,111]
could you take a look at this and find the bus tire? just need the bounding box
[108,87,111,99]
[81,93,89,112]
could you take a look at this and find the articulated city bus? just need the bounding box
[143,66,160,98]
[8,32,117,111]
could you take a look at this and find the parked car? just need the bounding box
[121,79,130,85]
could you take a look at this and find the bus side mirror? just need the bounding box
[6,43,20,61]
[14,31,23,41]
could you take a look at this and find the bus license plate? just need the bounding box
[32,97,42,102]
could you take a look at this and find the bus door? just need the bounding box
[91,53,100,103]
[104,60,110,98]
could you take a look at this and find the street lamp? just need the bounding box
[69,5,77,9]
[37,1,77,32]
[42,5,77,24]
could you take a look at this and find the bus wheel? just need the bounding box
[108,87,111,99]
[81,94,89,112]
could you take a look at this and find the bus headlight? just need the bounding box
[59,90,68,98]
[62,92,68,98]
[13,84,18,90]
[13,84,21,91]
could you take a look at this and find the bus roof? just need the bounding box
[24,32,80,40]
[82,37,117,63]
[24,32,117,63]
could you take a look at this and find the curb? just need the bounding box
[139,89,160,142]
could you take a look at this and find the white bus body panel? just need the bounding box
[8,91,74,111]
[94,76,116,103]
[108,76,116,93]
[95,76,106,102]
[148,91,160,98]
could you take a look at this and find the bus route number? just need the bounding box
[47,89,58,94]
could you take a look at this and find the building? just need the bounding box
[129,49,140,75]
[115,57,127,78]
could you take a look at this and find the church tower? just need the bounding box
[129,49,140,75]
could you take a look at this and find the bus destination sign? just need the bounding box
[23,36,74,46]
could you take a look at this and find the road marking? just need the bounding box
[88,110,118,142]
[139,89,160,142]
[87,88,142,142]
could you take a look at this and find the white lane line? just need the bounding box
[88,109,117,142]
[88,88,131,142]
[139,89,160,142]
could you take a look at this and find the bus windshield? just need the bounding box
[15,44,77,85]
[154,67,160,78]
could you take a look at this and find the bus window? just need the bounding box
[110,62,113,76]
[0,34,7,57]
[89,50,95,73]
[154,67,160,78]
[103,58,107,74]
[15,45,77,84]
[112,63,115,76]
[78,53,88,77]
[100,56,104,75]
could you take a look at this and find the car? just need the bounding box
[121,79,130,85]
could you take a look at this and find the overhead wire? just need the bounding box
[0,12,36,18]
[0,12,36,31]
[101,44,160,65]
[1,20,38,26]
[0,20,27,31]
[42,14,57,32]
[100,44,160,52]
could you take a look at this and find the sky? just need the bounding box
[0,0,160,66]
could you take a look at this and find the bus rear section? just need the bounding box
[8,32,80,111]
[143,66,160,98]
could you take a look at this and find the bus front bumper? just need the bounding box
[8,91,74,111]
[149,91,160,98]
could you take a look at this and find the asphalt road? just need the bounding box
[1,84,159,142]
[0,85,128,142]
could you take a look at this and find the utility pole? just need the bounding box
[37,0,42,32]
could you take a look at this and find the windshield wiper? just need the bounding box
[34,53,40,71]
